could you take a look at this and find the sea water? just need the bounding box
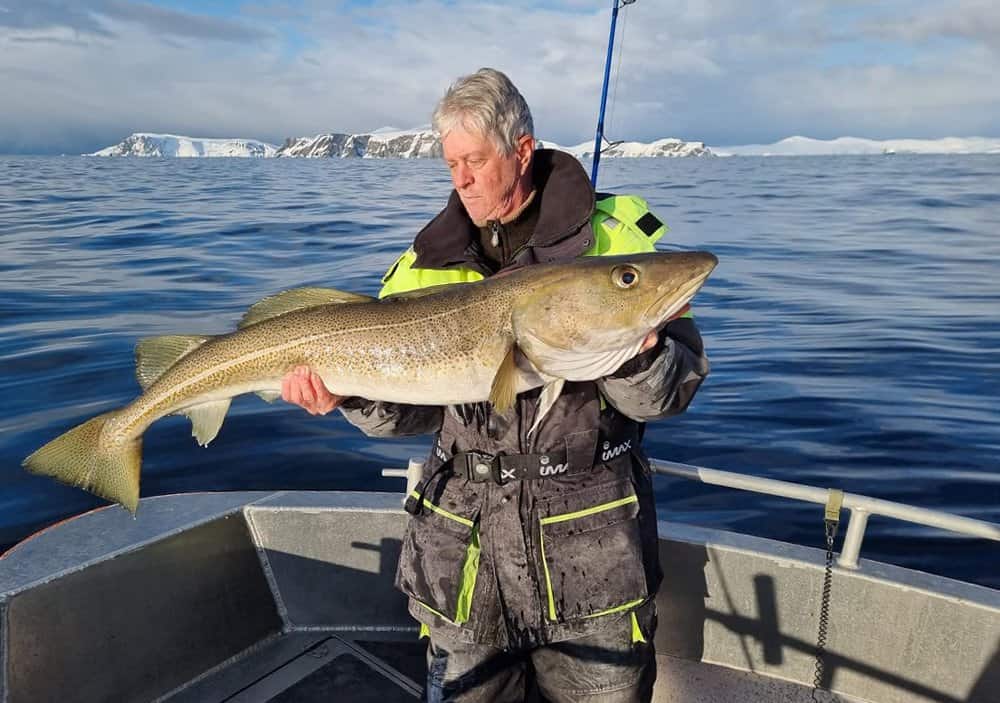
[1,154,998,587]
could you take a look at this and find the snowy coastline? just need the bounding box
[91,133,278,157]
[713,135,1000,156]
[89,130,1000,159]
[90,129,713,159]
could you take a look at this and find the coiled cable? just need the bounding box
[811,518,838,702]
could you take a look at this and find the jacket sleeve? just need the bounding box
[337,398,443,438]
[595,316,710,422]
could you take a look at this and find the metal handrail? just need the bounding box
[386,458,1000,569]
[651,458,1000,569]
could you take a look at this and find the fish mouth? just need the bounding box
[643,268,714,328]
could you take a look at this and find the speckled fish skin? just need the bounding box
[23,251,717,513]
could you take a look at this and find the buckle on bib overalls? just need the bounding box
[461,451,515,485]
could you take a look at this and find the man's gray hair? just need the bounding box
[432,68,534,156]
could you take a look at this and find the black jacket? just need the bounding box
[340,150,710,648]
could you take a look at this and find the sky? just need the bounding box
[0,0,998,154]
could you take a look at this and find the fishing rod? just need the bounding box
[591,0,636,187]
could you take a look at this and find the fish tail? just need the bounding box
[23,410,143,515]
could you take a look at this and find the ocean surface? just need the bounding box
[1,154,998,589]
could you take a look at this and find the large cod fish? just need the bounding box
[24,251,717,513]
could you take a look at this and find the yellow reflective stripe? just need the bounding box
[380,195,666,298]
[380,248,412,285]
[587,194,668,257]
[419,622,430,639]
[538,495,639,621]
[631,611,647,643]
[409,494,480,624]
[584,220,655,257]
[539,495,638,526]
[584,598,647,619]
[539,528,558,620]
[454,526,480,624]
[378,248,484,299]
[408,490,474,527]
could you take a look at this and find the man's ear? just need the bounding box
[516,134,535,176]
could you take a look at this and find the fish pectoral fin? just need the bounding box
[255,390,282,403]
[238,287,375,329]
[527,378,565,439]
[135,335,215,391]
[183,399,232,447]
[489,344,521,412]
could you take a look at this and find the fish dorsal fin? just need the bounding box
[489,344,520,412]
[182,399,232,447]
[238,287,375,329]
[527,378,566,439]
[135,335,213,390]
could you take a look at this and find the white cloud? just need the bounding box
[861,0,1000,49]
[0,0,997,154]
[745,41,1000,141]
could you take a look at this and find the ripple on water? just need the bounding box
[1,154,998,589]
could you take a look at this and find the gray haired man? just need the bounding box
[282,68,710,702]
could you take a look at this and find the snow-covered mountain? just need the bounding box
[542,138,713,158]
[94,130,1000,160]
[90,133,278,157]
[278,129,711,159]
[275,127,441,158]
[715,135,1000,156]
[92,128,711,159]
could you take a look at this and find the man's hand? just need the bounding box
[281,365,345,415]
[636,303,690,353]
[639,330,658,354]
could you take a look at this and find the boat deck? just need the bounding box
[169,631,862,703]
[171,633,426,703]
[2,491,997,703]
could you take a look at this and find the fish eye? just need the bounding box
[613,266,640,289]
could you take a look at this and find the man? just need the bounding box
[282,68,709,702]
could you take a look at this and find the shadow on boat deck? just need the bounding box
[2,494,998,703]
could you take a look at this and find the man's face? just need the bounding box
[442,126,532,224]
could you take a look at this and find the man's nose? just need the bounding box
[452,163,473,189]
